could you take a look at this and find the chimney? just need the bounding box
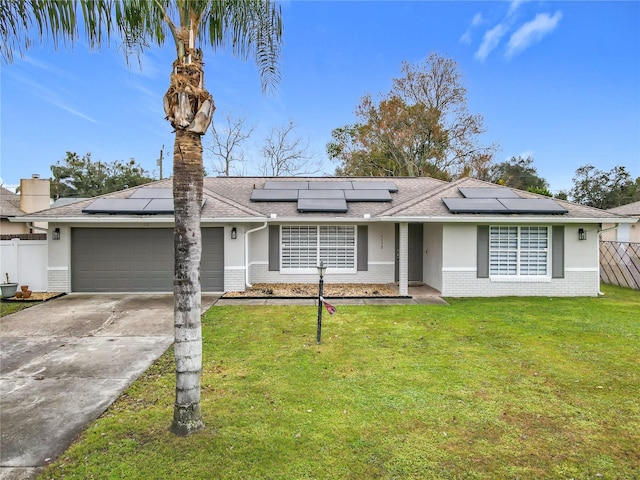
[20,175,50,213]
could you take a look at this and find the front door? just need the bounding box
[395,223,423,282]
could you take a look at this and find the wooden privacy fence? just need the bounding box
[600,241,640,290]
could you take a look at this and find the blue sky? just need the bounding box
[1,0,639,195]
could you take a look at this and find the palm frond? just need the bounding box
[203,0,282,93]
[1,0,283,91]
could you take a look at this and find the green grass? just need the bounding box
[0,300,34,317]
[40,285,639,479]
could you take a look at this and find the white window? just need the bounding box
[281,225,356,273]
[490,226,548,277]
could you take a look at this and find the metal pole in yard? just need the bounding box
[316,261,326,345]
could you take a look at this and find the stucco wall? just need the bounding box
[441,223,600,297]
[220,223,251,292]
[47,224,72,292]
[601,222,640,243]
[247,222,396,287]
[0,219,29,235]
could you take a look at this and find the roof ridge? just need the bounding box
[380,177,465,216]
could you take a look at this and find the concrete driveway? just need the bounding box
[0,293,219,480]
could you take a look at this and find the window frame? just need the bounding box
[280,225,357,274]
[489,225,551,282]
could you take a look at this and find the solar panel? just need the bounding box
[298,190,346,199]
[250,189,300,201]
[344,189,392,201]
[82,198,151,214]
[352,181,398,192]
[308,181,354,190]
[263,181,309,190]
[442,198,508,213]
[297,198,348,212]
[83,197,206,214]
[443,197,568,214]
[144,198,174,213]
[498,198,568,214]
[458,187,519,199]
[130,188,173,199]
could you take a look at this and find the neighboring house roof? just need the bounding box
[607,200,640,217]
[16,176,632,224]
[50,197,89,208]
[0,186,22,218]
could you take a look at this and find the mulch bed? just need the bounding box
[1,292,66,302]
[223,283,400,298]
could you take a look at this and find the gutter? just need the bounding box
[378,216,637,224]
[244,222,268,288]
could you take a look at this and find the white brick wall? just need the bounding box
[47,267,70,293]
[224,266,245,292]
[441,269,599,297]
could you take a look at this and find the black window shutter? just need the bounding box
[268,225,279,271]
[357,225,368,271]
[552,226,564,278]
[477,226,489,278]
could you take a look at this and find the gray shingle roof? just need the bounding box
[383,177,624,220]
[0,186,22,218]
[607,200,640,216]
[16,176,629,222]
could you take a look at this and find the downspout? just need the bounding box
[244,222,268,288]
[596,223,620,296]
[26,222,48,233]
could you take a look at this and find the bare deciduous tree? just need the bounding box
[206,112,255,176]
[259,122,318,176]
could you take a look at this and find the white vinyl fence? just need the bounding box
[0,238,48,291]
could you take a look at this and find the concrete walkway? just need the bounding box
[0,293,219,480]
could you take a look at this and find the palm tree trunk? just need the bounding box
[171,128,205,435]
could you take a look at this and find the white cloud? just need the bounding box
[7,70,98,124]
[460,30,472,45]
[460,13,483,45]
[508,0,528,17]
[22,55,73,79]
[506,11,563,58]
[50,102,98,123]
[474,23,508,62]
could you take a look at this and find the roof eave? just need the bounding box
[378,215,636,224]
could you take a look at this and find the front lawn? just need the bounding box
[0,300,34,317]
[41,285,639,479]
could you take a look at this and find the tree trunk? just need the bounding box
[171,128,205,435]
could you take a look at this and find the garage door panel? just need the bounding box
[72,228,224,292]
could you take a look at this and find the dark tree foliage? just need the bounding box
[489,156,549,193]
[50,152,153,199]
[570,164,640,210]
